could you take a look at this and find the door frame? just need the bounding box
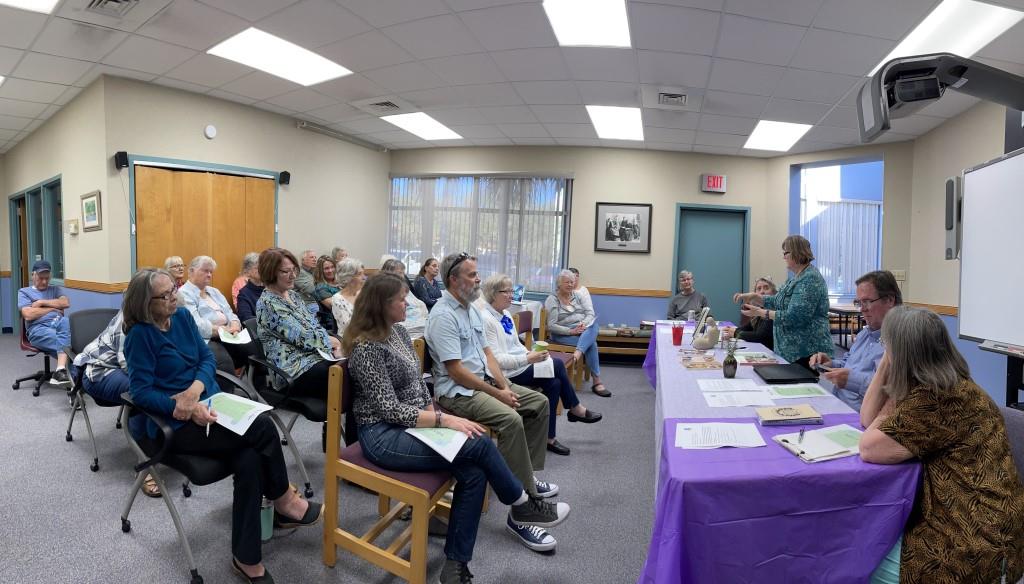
[127,154,280,273]
[671,203,751,295]
[8,174,63,335]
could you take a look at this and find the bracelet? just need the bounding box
[435,410,442,428]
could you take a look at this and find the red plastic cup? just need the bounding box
[672,325,683,346]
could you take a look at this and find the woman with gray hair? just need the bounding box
[482,274,601,456]
[177,255,248,373]
[859,306,1024,584]
[232,252,260,308]
[164,256,186,291]
[330,258,366,338]
[544,269,610,397]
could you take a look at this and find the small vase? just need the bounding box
[723,353,738,378]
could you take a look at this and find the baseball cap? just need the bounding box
[31,260,52,273]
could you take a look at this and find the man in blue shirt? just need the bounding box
[810,270,902,411]
[17,260,72,387]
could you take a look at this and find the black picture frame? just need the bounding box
[594,202,652,253]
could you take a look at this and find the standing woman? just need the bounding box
[544,270,610,397]
[123,268,322,583]
[733,235,831,368]
[412,257,443,310]
[330,258,365,337]
[722,277,777,350]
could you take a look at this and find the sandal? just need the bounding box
[231,557,274,583]
[142,473,162,498]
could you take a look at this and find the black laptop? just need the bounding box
[754,364,819,384]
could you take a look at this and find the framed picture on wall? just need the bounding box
[594,202,652,253]
[81,190,102,232]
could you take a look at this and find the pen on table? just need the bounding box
[205,397,213,437]
[798,428,805,443]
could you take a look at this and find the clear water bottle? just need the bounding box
[261,497,273,542]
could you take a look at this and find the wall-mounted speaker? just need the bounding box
[944,176,961,260]
[279,171,291,185]
[114,151,128,169]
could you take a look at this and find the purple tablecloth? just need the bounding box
[640,413,921,584]
[643,321,735,389]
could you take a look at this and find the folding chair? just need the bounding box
[63,308,122,471]
[13,319,54,397]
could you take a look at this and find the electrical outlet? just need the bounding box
[891,269,906,281]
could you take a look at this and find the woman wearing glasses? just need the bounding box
[545,269,610,397]
[163,256,186,291]
[722,277,777,350]
[732,235,832,368]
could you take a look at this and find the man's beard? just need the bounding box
[459,282,481,303]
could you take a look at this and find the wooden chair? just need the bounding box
[537,308,585,391]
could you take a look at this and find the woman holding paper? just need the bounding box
[123,267,323,584]
[859,306,1024,584]
[481,274,601,457]
[177,255,251,373]
[345,273,569,583]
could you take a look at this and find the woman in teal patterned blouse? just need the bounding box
[733,235,832,367]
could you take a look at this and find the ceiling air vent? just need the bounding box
[658,92,687,106]
[366,101,401,113]
[86,0,140,17]
[641,85,702,112]
[350,95,418,117]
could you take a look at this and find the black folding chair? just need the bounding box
[63,308,121,471]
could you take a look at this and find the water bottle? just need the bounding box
[261,497,273,542]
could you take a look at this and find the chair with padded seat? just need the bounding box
[536,308,585,391]
[1000,406,1024,480]
[13,319,54,397]
[63,308,122,472]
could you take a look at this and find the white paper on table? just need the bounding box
[405,427,469,462]
[533,357,554,379]
[208,392,273,436]
[765,384,830,399]
[774,424,863,462]
[696,378,760,392]
[702,390,775,407]
[218,328,252,344]
[675,422,767,449]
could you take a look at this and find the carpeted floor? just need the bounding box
[0,333,655,584]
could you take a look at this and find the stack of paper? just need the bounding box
[765,384,830,399]
[675,422,767,449]
[208,392,273,435]
[696,379,758,392]
[733,352,778,365]
[405,428,469,462]
[755,404,824,425]
[773,424,863,463]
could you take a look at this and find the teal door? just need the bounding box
[675,206,748,325]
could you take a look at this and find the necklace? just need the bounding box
[387,328,417,366]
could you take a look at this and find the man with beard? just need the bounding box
[425,252,569,552]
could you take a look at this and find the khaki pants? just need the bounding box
[438,384,549,497]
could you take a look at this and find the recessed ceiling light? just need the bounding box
[0,76,5,88]
[208,28,352,87]
[543,0,631,47]
[869,0,1024,75]
[0,0,59,14]
[585,105,644,141]
[381,112,462,141]
[743,120,811,151]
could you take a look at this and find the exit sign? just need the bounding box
[700,174,727,193]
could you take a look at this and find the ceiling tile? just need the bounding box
[447,124,505,138]
[151,76,211,94]
[314,73,390,101]
[338,0,450,27]
[646,142,694,152]
[470,137,515,146]
[512,81,581,105]
[336,116,395,134]
[976,57,1024,78]
[367,129,421,143]
[706,58,786,96]
[491,48,569,81]
[872,130,916,144]
[715,14,805,66]
[422,53,505,86]
[165,53,253,86]
[381,15,484,59]
[23,118,43,131]
[760,97,831,124]
[812,0,936,41]
[445,0,535,11]
[264,88,337,111]
[700,90,768,116]
[497,123,549,138]
[0,47,23,76]
[562,47,638,83]
[318,31,413,73]
[476,105,538,123]
[803,125,861,144]
[693,144,740,155]
[458,4,558,51]
[37,104,60,119]
[136,0,249,51]
[426,108,488,125]
[772,68,860,103]
[787,139,846,154]
[643,108,700,129]
[363,62,446,93]
[102,35,197,75]
[207,88,259,104]
[638,0,725,10]
[636,51,712,87]
[53,86,82,105]
[56,0,174,32]
[12,53,93,85]
[819,105,859,128]
[555,137,602,147]
[889,114,946,135]
[530,104,590,124]
[398,86,460,108]
[0,128,19,140]
[198,0,301,21]
[0,113,33,131]
[0,97,46,118]
[33,18,128,61]
[575,81,640,106]
[0,6,47,50]
[0,78,68,103]
[646,126,696,143]
[789,29,894,76]
[75,65,159,88]
[724,0,824,25]
[916,90,979,118]
[512,137,557,145]
[697,113,757,134]
[220,71,301,100]
[979,21,1024,65]
[543,123,597,139]
[437,82,524,106]
[254,102,296,116]
[305,102,364,122]
[259,0,371,49]
[630,3,720,54]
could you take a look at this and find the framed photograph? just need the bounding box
[81,190,102,232]
[594,202,652,253]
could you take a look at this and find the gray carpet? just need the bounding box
[0,333,654,584]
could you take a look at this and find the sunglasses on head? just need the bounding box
[445,252,471,283]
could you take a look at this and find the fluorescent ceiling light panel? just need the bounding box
[543,0,631,47]
[585,105,643,140]
[869,0,1024,75]
[0,0,59,13]
[208,28,352,87]
[381,112,462,141]
[744,120,811,151]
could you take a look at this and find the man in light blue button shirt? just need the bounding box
[810,271,902,411]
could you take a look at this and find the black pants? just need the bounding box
[210,338,256,371]
[292,360,358,446]
[169,414,289,565]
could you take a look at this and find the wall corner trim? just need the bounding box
[905,301,958,316]
[588,287,672,298]
[63,279,130,294]
[0,270,10,278]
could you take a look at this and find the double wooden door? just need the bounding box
[135,166,275,303]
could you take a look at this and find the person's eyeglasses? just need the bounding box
[444,252,471,283]
[853,297,882,309]
[278,268,297,277]
[497,289,513,295]
[169,264,184,269]
[150,291,176,303]
[782,251,791,257]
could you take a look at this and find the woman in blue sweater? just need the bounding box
[123,268,323,583]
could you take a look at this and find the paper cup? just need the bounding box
[533,341,549,352]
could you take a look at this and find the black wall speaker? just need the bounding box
[944,176,961,260]
[279,171,291,185]
[114,151,128,169]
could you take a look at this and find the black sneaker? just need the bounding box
[505,514,556,552]
[534,479,558,498]
[50,369,71,388]
[509,496,570,529]
[438,559,473,584]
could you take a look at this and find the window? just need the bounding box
[9,177,64,284]
[388,176,571,292]
[798,162,882,298]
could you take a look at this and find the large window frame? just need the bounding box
[8,175,64,289]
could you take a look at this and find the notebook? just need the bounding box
[733,352,779,366]
[773,424,863,463]
[755,404,823,426]
[755,363,819,384]
[511,284,525,305]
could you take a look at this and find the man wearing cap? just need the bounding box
[17,260,72,387]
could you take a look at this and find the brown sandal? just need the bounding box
[142,473,162,498]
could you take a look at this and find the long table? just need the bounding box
[640,322,921,584]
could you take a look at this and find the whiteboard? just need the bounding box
[959,147,1024,348]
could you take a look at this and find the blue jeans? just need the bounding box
[358,422,525,563]
[27,316,70,359]
[550,322,601,376]
[510,359,580,439]
[81,369,129,404]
